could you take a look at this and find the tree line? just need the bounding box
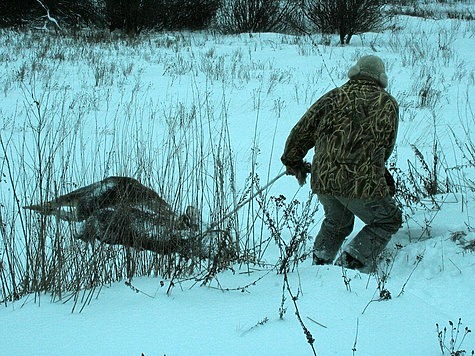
[0,0,389,45]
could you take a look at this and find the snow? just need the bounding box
[1,8,475,356]
[3,251,474,355]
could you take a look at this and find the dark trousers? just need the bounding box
[313,194,403,267]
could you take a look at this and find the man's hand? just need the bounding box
[285,161,311,186]
[385,167,396,197]
[285,165,299,176]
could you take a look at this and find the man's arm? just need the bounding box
[383,96,399,162]
[281,97,326,168]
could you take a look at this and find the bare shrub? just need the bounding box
[258,194,318,272]
[217,0,299,34]
[0,0,104,29]
[40,0,103,28]
[106,0,220,34]
[436,319,474,355]
[301,0,389,44]
[0,0,37,27]
[386,0,475,20]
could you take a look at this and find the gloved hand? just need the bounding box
[286,161,311,186]
[385,167,396,197]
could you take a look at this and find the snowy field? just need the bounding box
[1,7,475,356]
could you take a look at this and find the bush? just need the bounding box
[217,0,299,34]
[106,0,141,33]
[302,0,389,44]
[106,0,220,34]
[0,0,37,27]
[0,0,104,29]
[152,0,220,31]
[43,0,104,27]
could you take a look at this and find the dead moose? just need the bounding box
[24,176,233,261]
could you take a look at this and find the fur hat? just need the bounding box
[348,55,388,88]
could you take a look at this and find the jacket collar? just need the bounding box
[349,75,382,88]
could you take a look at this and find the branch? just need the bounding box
[283,270,317,356]
[35,0,62,31]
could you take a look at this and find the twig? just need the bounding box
[207,266,275,293]
[397,253,424,297]
[448,258,462,274]
[307,316,327,329]
[35,0,62,31]
[125,280,154,299]
[240,317,269,336]
[283,270,317,356]
[352,318,359,355]
[341,266,352,292]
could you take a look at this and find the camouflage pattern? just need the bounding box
[281,77,399,199]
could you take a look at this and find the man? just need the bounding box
[281,55,402,273]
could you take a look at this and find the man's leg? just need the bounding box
[338,195,403,270]
[313,194,355,264]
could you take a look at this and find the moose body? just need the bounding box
[24,176,206,257]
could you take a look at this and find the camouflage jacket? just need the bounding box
[281,77,399,199]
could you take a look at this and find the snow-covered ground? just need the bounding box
[1,8,475,356]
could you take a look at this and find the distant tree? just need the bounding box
[302,0,388,44]
[0,0,37,27]
[105,0,141,33]
[152,0,220,31]
[217,0,300,34]
[105,0,220,34]
[41,0,104,28]
[0,0,103,29]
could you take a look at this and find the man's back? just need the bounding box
[311,78,399,198]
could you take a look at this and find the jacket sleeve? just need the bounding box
[383,95,399,162]
[281,96,327,167]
